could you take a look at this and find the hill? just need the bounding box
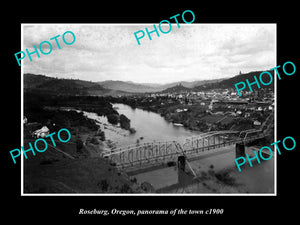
[159,78,225,89]
[24,74,130,96]
[193,70,274,91]
[97,80,158,93]
[24,70,274,96]
[98,78,224,93]
[160,83,192,93]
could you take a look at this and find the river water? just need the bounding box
[83,103,201,147]
[83,103,275,194]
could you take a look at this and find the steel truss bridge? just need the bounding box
[103,129,267,171]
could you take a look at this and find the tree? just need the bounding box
[107,114,119,125]
[119,114,131,130]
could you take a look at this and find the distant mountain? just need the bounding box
[159,78,225,89]
[23,74,129,96]
[24,70,273,97]
[160,83,192,93]
[98,78,225,93]
[97,80,158,93]
[193,70,274,91]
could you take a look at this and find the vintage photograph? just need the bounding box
[22,24,276,194]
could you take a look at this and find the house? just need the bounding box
[33,126,50,138]
[253,120,261,126]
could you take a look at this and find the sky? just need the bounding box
[22,24,276,84]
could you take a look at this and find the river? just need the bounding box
[83,103,275,194]
[83,103,202,147]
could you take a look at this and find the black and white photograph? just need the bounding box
[21,23,276,195]
[3,3,299,221]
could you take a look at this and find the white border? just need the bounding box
[274,23,277,196]
[21,23,24,195]
[21,23,277,196]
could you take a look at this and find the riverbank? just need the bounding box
[23,112,149,193]
[109,96,274,146]
[23,93,148,193]
[108,96,253,132]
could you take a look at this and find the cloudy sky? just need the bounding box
[22,24,276,84]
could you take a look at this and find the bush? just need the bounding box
[107,114,119,125]
[215,171,236,186]
[129,128,136,134]
[120,183,132,193]
[119,114,131,130]
[98,179,109,192]
[96,130,105,141]
[90,137,100,145]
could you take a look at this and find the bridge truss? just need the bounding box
[103,129,266,171]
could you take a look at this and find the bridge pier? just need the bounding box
[236,143,245,158]
[178,155,186,172]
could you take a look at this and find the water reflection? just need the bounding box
[83,103,201,147]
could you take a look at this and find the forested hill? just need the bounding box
[193,70,275,91]
[160,83,192,93]
[23,73,129,96]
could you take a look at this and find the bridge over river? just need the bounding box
[103,129,268,172]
